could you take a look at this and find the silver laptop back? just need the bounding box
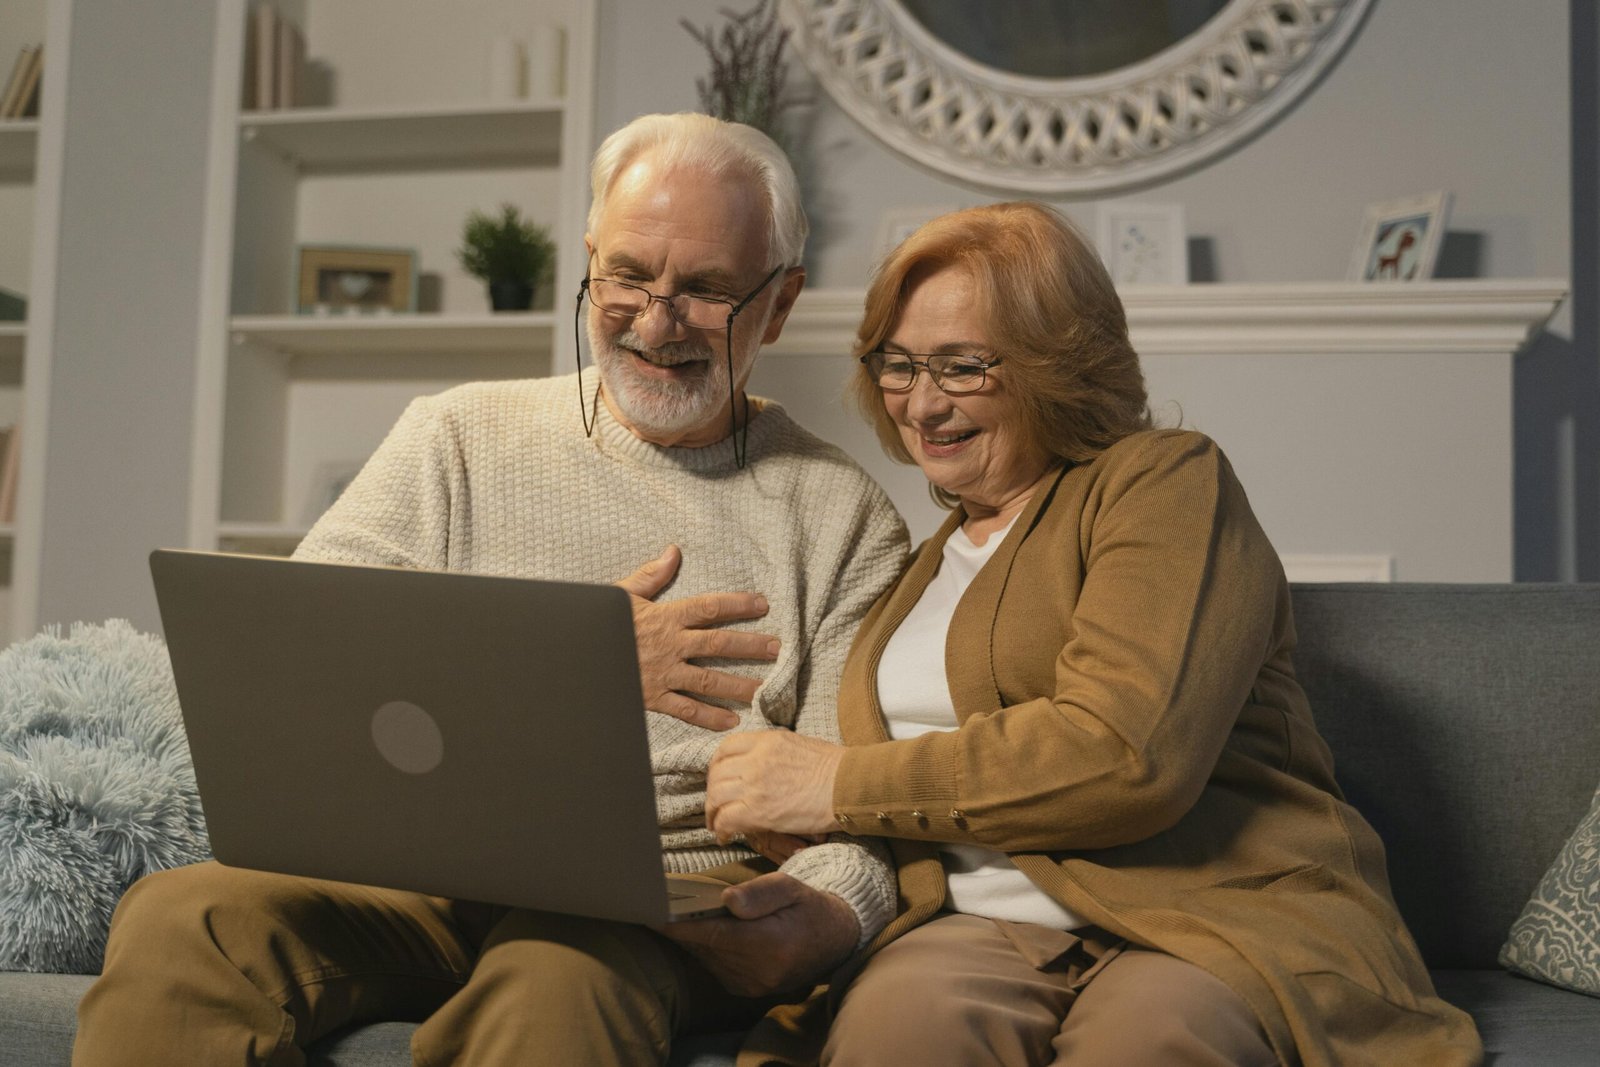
[149,549,725,925]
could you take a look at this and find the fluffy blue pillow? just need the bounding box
[0,620,210,973]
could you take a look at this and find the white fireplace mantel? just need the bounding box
[771,279,1567,358]
[755,279,1568,582]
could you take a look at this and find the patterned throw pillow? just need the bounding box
[1500,780,1600,996]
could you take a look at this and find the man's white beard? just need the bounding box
[590,323,741,439]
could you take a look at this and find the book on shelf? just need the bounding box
[0,48,27,117]
[0,287,24,322]
[0,422,20,524]
[251,4,276,110]
[275,12,303,108]
[0,45,40,119]
[15,46,43,118]
[241,8,259,109]
[242,4,303,111]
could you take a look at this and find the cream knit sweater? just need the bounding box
[295,373,910,942]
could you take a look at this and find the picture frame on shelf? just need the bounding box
[1349,191,1452,282]
[874,205,959,259]
[1095,202,1189,285]
[295,246,418,315]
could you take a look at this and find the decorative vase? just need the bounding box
[488,279,534,312]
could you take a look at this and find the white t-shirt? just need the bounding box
[876,517,1090,930]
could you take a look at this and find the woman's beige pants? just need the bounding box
[823,912,1280,1066]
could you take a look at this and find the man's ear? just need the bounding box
[760,267,807,346]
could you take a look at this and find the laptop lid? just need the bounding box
[149,549,726,925]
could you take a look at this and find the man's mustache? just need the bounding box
[609,330,716,366]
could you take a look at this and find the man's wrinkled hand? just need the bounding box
[660,873,859,998]
[616,545,778,731]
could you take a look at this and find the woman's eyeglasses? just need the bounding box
[860,351,1002,394]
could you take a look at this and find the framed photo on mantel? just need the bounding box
[1350,191,1452,282]
[1096,203,1189,286]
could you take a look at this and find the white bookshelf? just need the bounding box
[0,4,48,643]
[189,0,594,552]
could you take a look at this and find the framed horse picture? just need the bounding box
[1350,192,1452,282]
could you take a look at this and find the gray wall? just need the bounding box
[597,0,1585,571]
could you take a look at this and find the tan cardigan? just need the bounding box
[739,429,1481,1067]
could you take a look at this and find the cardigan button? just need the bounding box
[950,808,966,820]
[875,811,890,821]
[910,810,925,819]
[835,811,852,825]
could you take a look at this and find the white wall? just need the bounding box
[600,0,1569,287]
[597,0,1574,575]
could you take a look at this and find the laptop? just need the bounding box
[149,548,729,925]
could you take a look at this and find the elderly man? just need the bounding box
[72,113,907,1066]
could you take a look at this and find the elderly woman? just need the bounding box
[704,202,1482,1066]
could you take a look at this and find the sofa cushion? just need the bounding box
[0,972,740,1066]
[1432,969,1600,1065]
[1499,776,1600,996]
[1288,584,1600,970]
[14,970,1593,1065]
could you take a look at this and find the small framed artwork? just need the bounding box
[1349,191,1452,282]
[1095,203,1189,285]
[296,245,418,314]
[874,205,960,260]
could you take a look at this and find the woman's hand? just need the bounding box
[706,731,846,838]
[616,546,779,731]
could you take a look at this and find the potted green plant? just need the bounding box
[457,203,556,312]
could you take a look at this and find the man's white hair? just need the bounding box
[587,112,808,269]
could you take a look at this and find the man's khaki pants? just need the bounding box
[72,861,770,1067]
[823,912,1279,1066]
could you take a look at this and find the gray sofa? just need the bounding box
[3,582,1598,1064]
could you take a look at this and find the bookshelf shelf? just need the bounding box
[217,521,306,543]
[229,311,557,357]
[0,118,38,177]
[215,522,305,557]
[239,101,564,172]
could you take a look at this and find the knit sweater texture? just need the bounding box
[294,373,910,942]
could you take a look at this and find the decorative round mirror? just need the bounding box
[780,0,1375,194]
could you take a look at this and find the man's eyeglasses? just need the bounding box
[583,276,774,331]
[860,351,1002,395]
[574,263,784,468]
